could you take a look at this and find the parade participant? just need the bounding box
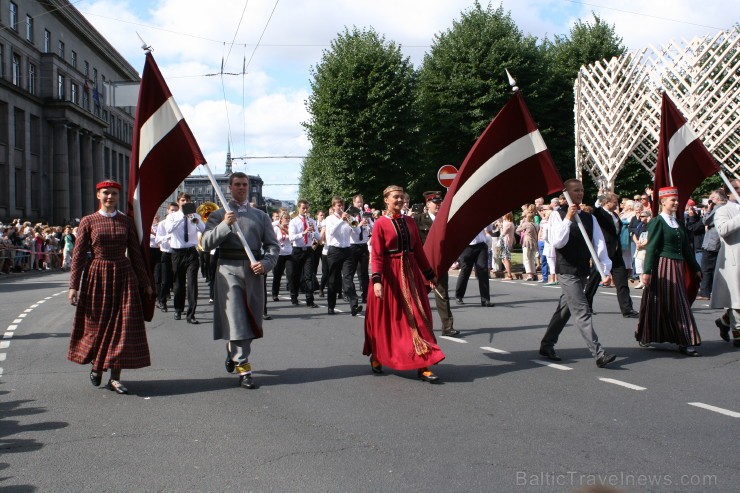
[349,194,372,304]
[711,181,740,347]
[455,229,494,306]
[696,189,726,300]
[155,202,178,312]
[165,192,205,324]
[288,200,319,308]
[311,210,326,295]
[587,192,639,318]
[149,215,162,303]
[67,180,153,394]
[636,187,702,356]
[363,185,444,382]
[539,179,617,368]
[324,196,362,316]
[202,172,279,389]
[414,191,459,336]
[272,211,294,301]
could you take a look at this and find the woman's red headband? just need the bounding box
[96,181,121,190]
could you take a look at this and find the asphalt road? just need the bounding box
[0,269,737,493]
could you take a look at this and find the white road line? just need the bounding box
[543,285,560,289]
[53,292,62,296]
[518,282,541,288]
[30,304,39,308]
[499,281,516,284]
[0,367,4,377]
[481,346,511,354]
[440,335,467,343]
[44,297,53,300]
[18,314,27,318]
[0,341,9,349]
[23,309,33,313]
[599,378,646,391]
[601,292,617,296]
[0,353,5,361]
[7,325,18,331]
[688,402,740,418]
[531,359,573,370]
[3,332,13,339]
[37,300,46,304]
[12,319,22,323]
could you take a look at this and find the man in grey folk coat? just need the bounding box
[711,182,740,348]
[202,172,279,389]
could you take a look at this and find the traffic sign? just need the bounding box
[437,165,458,188]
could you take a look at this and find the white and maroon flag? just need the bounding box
[651,92,719,216]
[127,52,206,247]
[127,53,207,320]
[424,91,563,278]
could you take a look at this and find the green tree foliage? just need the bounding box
[415,2,549,197]
[300,28,419,210]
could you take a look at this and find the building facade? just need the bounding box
[0,0,139,225]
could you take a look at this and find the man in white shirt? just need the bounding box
[164,192,205,323]
[349,194,372,304]
[155,202,178,312]
[324,196,362,316]
[455,229,494,307]
[288,199,319,308]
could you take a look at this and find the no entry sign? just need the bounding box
[437,165,458,188]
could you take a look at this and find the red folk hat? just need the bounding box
[96,180,121,190]
[658,187,678,198]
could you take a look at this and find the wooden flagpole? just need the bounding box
[562,189,607,280]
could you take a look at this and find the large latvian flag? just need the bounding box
[127,52,207,320]
[424,91,563,278]
[651,92,719,217]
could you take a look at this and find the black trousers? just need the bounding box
[434,271,454,331]
[699,249,718,297]
[327,246,357,309]
[455,243,490,302]
[272,255,294,297]
[291,247,315,303]
[158,252,173,304]
[311,247,322,291]
[171,247,199,319]
[149,247,161,295]
[320,253,330,290]
[350,243,370,301]
[585,260,634,315]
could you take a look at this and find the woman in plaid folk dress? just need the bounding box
[68,180,153,394]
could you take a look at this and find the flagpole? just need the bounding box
[562,190,607,280]
[718,169,740,204]
[201,163,258,264]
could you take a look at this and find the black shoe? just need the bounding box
[107,379,128,394]
[160,302,168,313]
[538,347,562,361]
[623,310,639,318]
[186,317,199,325]
[442,329,461,337]
[417,369,440,384]
[225,345,235,373]
[370,358,383,374]
[715,318,731,342]
[678,346,700,357]
[239,374,257,389]
[351,305,363,316]
[455,298,465,305]
[307,303,319,308]
[734,340,740,348]
[90,370,102,387]
[291,298,299,305]
[481,300,494,307]
[319,289,325,298]
[174,312,182,320]
[327,308,335,315]
[638,341,650,348]
[263,314,272,320]
[596,353,617,367]
[272,296,279,302]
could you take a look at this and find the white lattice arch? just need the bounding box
[574,29,739,190]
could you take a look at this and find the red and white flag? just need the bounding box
[652,92,719,216]
[127,53,207,319]
[424,91,563,277]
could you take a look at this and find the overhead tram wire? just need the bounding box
[224,0,250,69]
[244,0,281,72]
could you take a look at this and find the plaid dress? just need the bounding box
[68,212,151,370]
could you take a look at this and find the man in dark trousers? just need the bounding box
[586,192,639,318]
[414,191,460,336]
[539,179,617,368]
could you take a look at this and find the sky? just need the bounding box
[75,0,738,201]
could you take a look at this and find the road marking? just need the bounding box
[12,319,22,324]
[440,335,467,343]
[23,309,33,313]
[44,297,53,300]
[543,285,560,289]
[8,325,18,331]
[18,314,27,318]
[0,341,9,349]
[601,292,617,296]
[531,359,572,370]
[481,346,511,354]
[599,378,646,391]
[37,300,46,304]
[518,282,541,288]
[0,353,6,361]
[3,332,13,339]
[688,402,740,418]
[0,367,3,377]
[30,304,39,308]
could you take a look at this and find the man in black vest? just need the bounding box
[586,192,639,317]
[539,179,617,368]
[414,191,459,336]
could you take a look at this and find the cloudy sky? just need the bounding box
[75,0,737,201]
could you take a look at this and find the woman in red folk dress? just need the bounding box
[67,180,153,394]
[363,185,445,383]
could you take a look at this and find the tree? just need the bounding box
[300,28,420,210]
[415,2,549,198]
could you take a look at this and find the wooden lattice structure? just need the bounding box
[574,29,739,189]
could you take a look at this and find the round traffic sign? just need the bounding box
[437,164,458,188]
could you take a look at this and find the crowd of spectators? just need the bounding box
[0,219,77,275]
